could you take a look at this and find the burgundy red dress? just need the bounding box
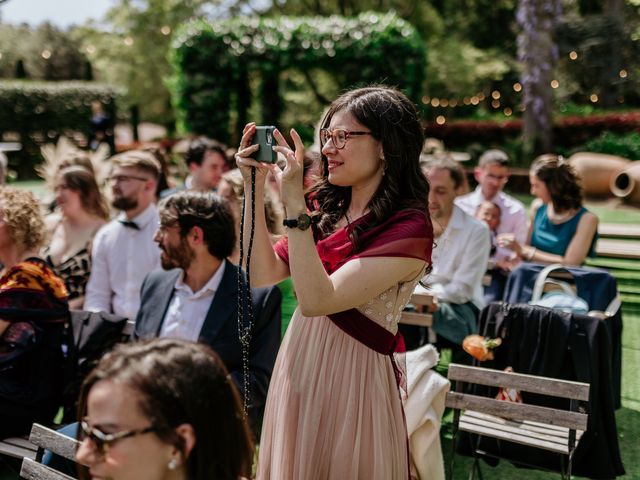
[257,209,432,479]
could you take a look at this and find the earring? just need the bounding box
[168,458,179,470]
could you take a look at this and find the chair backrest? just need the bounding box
[399,293,433,327]
[445,364,589,431]
[20,424,80,480]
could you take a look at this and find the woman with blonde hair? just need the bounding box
[0,187,69,437]
[44,166,109,309]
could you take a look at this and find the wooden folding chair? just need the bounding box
[445,364,589,480]
[20,423,79,480]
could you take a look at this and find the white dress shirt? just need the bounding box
[84,203,161,320]
[159,260,226,341]
[455,187,528,262]
[422,205,490,309]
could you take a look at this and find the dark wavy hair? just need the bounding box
[159,190,236,260]
[185,137,228,168]
[308,86,429,248]
[77,339,254,480]
[530,154,583,212]
[57,166,110,220]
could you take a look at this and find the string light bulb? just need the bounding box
[569,51,578,60]
[513,82,522,92]
[436,115,446,125]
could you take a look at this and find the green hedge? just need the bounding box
[0,81,122,177]
[170,12,427,142]
[0,81,121,136]
[579,131,640,160]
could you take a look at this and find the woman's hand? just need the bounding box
[272,128,306,212]
[234,122,278,186]
[496,233,522,256]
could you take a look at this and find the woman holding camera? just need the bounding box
[236,86,432,479]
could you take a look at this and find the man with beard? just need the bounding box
[400,156,490,361]
[84,151,162,319]
[133,190,281,432]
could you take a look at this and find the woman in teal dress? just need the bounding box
[499,154,598,266]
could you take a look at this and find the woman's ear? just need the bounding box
[173,423,196,461]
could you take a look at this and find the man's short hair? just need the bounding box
[422,154,466,190]
[478,149,509,168]
[159,191,235,260]
[185,137,228,168]
[110,150,161,180]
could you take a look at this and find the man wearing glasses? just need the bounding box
[84,151,162,320]
[455,149,527,300]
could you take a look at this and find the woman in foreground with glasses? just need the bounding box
[236,86,433,479]
[75,338,254,480]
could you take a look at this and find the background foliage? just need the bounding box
[169,12,426,143]
[0,81,121,177]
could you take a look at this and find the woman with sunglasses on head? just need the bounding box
[75,338,254,480]
[235,86,433,479]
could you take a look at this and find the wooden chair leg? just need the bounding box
[468,435,484,480]
[448,428,457,480]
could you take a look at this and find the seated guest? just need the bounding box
[44,166,109,309]
[76,339,254,480]
[499,154,599,266]
[133,190,281,432]
[402,157,490,358]
[456,149,527,302]
[84,151,161,320]
[161,137,229,197]
[0,187,69,438]
[456,149,528,262]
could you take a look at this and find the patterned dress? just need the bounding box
[0,258,69,437]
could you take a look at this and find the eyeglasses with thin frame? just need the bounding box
[107,174,150,184]
[320,128,372,150]
[80,419,158,457]
[156,219,180,235]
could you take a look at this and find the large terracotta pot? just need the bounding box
[611,161,640,206]
[568,152,630,197]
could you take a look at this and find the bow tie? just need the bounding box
[119,220,140,230]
